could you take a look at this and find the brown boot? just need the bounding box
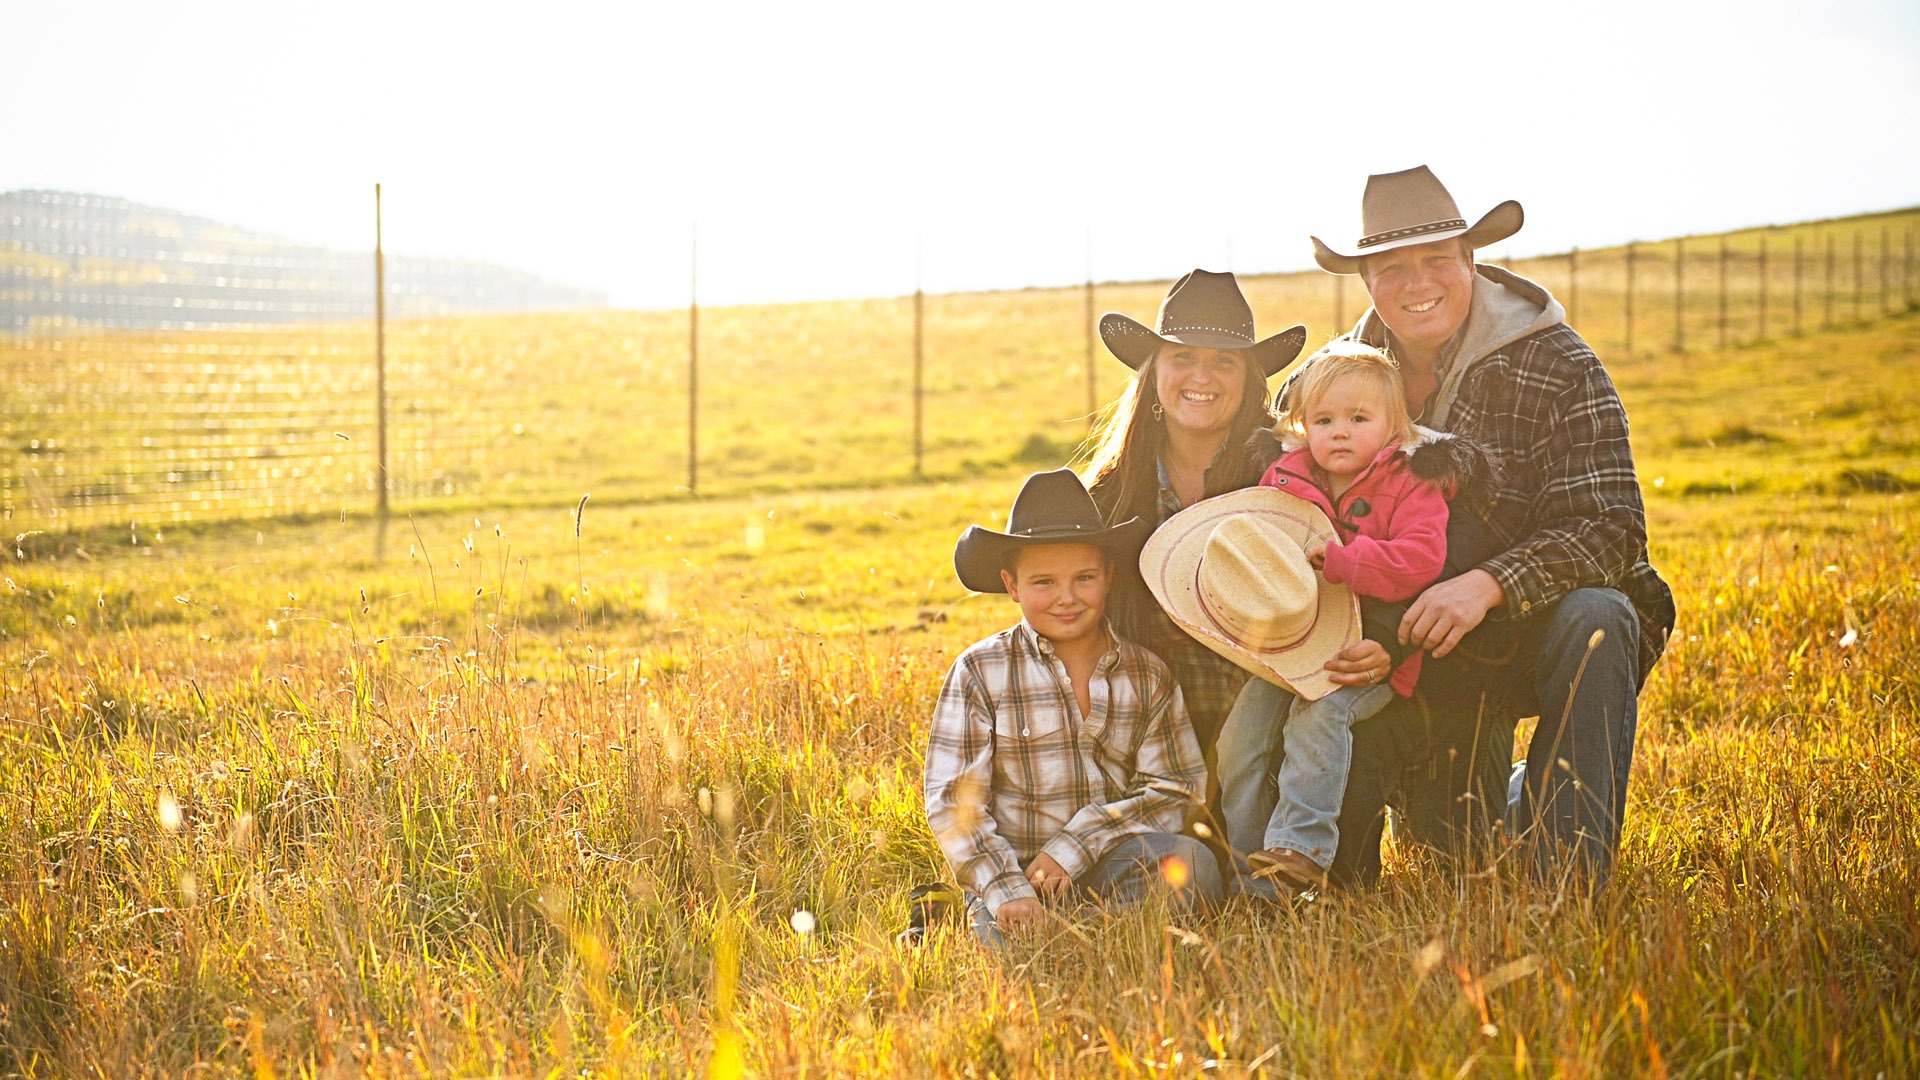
[1248,848,1328,892]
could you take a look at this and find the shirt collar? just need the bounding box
[1015,617,1122,669]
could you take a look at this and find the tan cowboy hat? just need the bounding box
[1100,269,1308,378]
[1312,165,1524,275]
[1140,487,1360,700]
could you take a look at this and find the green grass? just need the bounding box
[2,304,1919,1075]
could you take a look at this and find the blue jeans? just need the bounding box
[965,832,1224,947]
[1332,586,1642,892]
[1217,676,1393,869]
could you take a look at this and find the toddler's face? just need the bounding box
[1304,373,1393,479]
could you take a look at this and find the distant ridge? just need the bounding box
[1,189,607,331]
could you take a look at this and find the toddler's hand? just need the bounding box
[1304,540,1330,571]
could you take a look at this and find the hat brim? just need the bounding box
[955,515,1151,594]
[1312,199,1525,275]
[1099,314,1309,379]
[1138,488,1360,700]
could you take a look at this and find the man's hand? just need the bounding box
[1399,569,1506,659]
[1324,638,1392,687]
[993,897,1053,934]
[1024,852,1072,901]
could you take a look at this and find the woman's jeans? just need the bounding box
[1216,676,1394,869]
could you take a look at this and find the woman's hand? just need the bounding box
[1324,638,1392,688]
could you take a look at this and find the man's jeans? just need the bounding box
[1331,585,1642,891]
[965,831,1224,947]
[1216,676,1394,868]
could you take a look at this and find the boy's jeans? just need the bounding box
[964,831,1223,947]
[1216,676,1394,868]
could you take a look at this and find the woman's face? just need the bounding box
[1153,345,1249,442]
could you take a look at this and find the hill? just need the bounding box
[0,189,606,331]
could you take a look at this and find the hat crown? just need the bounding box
[1358,166,1469,251]
[1004,468,1106,537]
[1155,269,1257,347]
[1195,516,1318,650]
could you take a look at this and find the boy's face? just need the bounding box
[999,542,1112,648]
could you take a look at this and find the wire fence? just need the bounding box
[4,200,1917,532]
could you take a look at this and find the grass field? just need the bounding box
[6,207,1917,527]
[3,295,1919,1070]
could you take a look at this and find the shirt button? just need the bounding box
[1520,600,1532,612]
[1021,728,1031,737]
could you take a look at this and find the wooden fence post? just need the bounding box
[1792,234,1803,336]
[1882,226,1891,315]
[688,226,699,495]
[1825,234,1834,329]
[1757,236,1767,341]
[1728,233,1743,345]
[374,182,389,518]
[1568,246,1579,327]
[1672,238,1685,353]
[1085,229,1096,429]
[913,239,925,475]
[1624,242,1636,355]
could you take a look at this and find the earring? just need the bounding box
[1151,402,1164,421]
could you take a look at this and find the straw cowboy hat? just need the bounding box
[1100,269,1308,378]
[954,468,1149,594]
[1139,487,1359,700]
[1311,165,1524,276]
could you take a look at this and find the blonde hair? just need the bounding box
[1275,340,1419,449]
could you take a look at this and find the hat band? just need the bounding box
[1358,217,1467,250]
[1012,523,1093,537]
[1158,323,1255,343]
[1193,570,1316,654]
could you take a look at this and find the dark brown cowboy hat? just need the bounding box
[953,468,1149,594]
[1311,165,1524,275]
[1099,269,1309,378]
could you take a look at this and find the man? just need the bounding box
[1307,166,1677,891]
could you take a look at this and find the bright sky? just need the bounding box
[5,0,1918,309]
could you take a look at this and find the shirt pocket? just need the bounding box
[991,706,1074,796]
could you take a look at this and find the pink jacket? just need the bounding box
[1259,443,1449,696]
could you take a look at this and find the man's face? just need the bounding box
[999,542,1112,648]
[1360,238,1475,354]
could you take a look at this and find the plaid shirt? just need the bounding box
[923,620,1206,913]
[1348,266,1676,679]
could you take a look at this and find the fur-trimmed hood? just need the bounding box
[1247,425,1500,503]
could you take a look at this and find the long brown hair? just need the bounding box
[1076,346,1276,526]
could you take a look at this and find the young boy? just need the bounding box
[925,468,1222,942]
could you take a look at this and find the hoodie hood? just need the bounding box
[1353,264,1566,429]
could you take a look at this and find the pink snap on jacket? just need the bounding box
[1259,441,1450,697]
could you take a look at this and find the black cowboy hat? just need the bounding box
[953,468,1150,594]
[1099,269,1309,379]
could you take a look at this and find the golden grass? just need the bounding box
[2,314,1918,1075]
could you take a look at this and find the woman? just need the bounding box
[1081,270,1390,755]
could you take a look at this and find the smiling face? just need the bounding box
[1152,345,1250,443]
[1359,238,1476,355]
[1303,371,1395,485]
[999,542,1112,649]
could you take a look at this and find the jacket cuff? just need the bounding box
[1481,555,1547,621]
[1320,542,1357,586]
